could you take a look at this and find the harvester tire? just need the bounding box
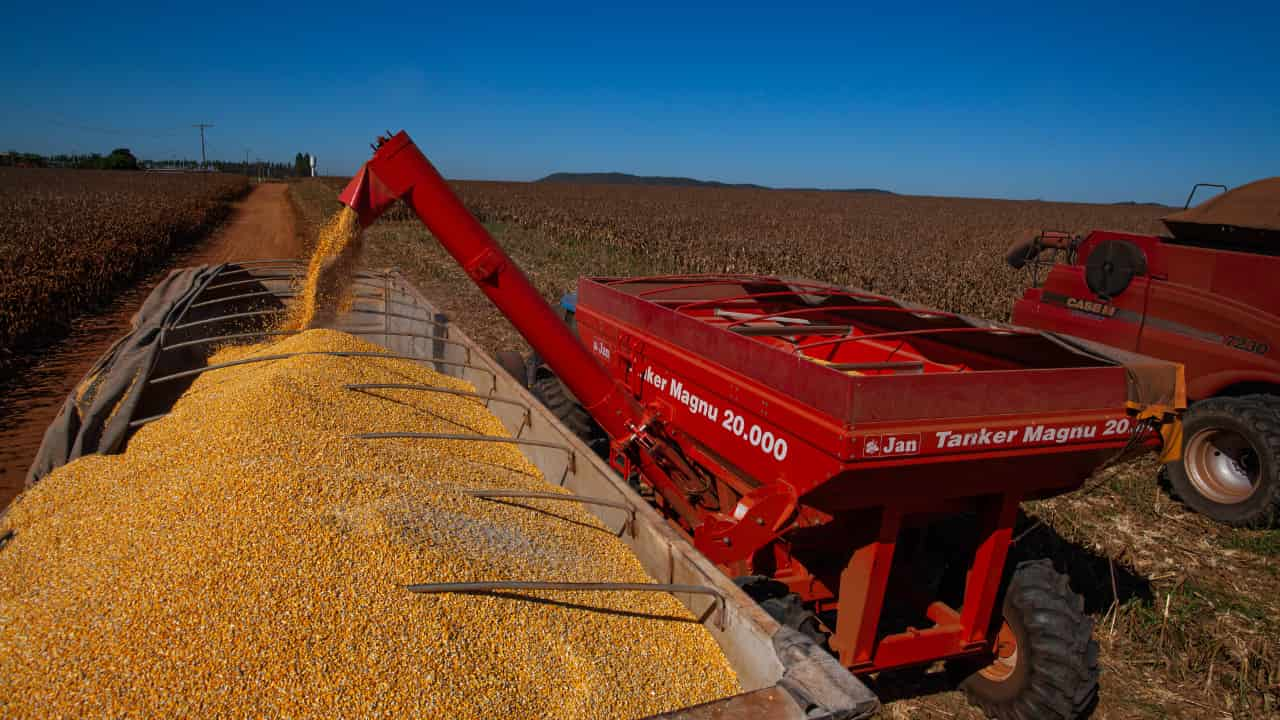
[1166,396,1280,527]
[529,371,608,455]
[1242,393,1280,422]
[955,559,1099,720]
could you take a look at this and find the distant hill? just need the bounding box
[536,172,893,194]
[1111,200,1172,208]
[538,172,767,189]
[789,186,896,195]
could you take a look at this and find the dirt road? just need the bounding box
[0,182,303,507]
[184,183,298,263]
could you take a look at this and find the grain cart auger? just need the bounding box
[338,131,1185,720]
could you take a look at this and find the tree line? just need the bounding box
[2,149,316,177]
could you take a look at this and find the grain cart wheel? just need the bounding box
[733,576,828,648]
[529,368,608,455]
[494,351,529,389]
[1166,397,1280,527]
[955,559,1099,720]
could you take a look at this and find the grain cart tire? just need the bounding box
[760,594,829,648]
[494,351,529,389]
[529,371,608,455]
[954,559,1099,720]
[733,576,829,647]
[1166,397,1280,527]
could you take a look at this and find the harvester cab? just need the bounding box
[1008,178,1280,527]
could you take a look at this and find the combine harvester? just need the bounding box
[331,132,1184,719]
[15,132,1184,719]
[1008,179,1279,526]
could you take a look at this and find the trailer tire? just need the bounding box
[955,559,1098,720]
[1165,397,1280,528]
[529,370,608,455]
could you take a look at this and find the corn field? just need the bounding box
[0,168,248,354]
[449,181,1170,323]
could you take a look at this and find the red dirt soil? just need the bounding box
[0,183,302,507]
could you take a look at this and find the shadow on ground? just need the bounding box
[866,511,1152,711]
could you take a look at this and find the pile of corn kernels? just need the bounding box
[0,329,738,718]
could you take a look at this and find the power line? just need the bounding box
[193,123,214,168]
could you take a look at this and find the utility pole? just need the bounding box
[193,123,213,168]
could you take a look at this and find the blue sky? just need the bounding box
[2,1,1276,204]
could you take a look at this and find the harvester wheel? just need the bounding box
[529,370,608,455]
[1166,396,1280,527]
[955,559,1099,720]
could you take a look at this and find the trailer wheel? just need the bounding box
[1166,397,1280,527]
[529,369,608,455]
[955,559,1099,720]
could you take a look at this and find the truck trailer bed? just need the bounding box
[18,260,878,720]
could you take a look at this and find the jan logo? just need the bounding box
[864,433,920,457]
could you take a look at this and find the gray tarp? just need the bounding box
[26,265,223,487]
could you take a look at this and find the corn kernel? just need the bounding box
[0,328,739,718]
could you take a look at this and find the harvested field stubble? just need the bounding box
[0,329,738,718]
[0,168,248,354]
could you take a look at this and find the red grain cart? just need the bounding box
[339,132,1184,720]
